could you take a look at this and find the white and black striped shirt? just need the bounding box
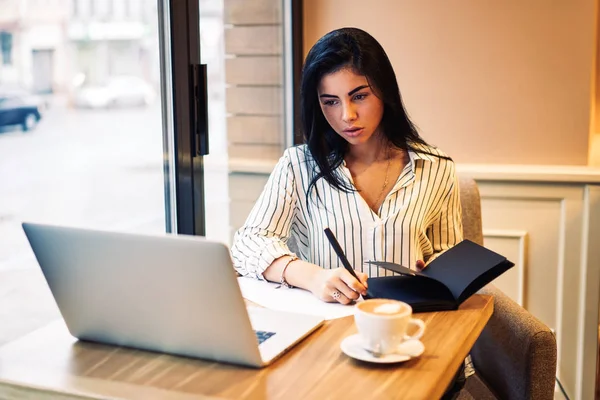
[231,143,463,279]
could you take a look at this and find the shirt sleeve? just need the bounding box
[230,149,298,280]
[425,163,464,264]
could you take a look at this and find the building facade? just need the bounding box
[0,0,158,99]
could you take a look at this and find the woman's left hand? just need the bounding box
[416,260,426,271]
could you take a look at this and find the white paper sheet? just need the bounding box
[237,277,359,320]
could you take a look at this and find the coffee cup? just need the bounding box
[354,299,425,355]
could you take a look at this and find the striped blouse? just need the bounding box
[231,142,463,280]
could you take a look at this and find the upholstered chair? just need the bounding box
[457,176,557,400]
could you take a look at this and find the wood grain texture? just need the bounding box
[0,295,493,400]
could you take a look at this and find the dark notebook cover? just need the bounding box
[365,240,514,312]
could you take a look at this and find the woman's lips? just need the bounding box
[343,127,364,137]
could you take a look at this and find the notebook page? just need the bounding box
[237,277,360,320]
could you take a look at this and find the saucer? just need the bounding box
[340,334,425,364]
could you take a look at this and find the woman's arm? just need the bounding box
[231,150,298,279]
[231,149,367,303]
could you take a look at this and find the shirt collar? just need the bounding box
[407,142,439,164]
[339,142,439,168]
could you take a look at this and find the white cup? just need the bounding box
[354,299,426,355]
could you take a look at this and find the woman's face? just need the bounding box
[317,68,385,147]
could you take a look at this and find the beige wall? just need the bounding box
[304,0,596,165]
[592,1,600,165]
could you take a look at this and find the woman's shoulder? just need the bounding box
[283,144,313,167]
[408,142,455,165]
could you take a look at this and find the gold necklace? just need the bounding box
[349,146,393,212]
[372,147,392,210]
[348,145,385,177]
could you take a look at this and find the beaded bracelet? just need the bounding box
[279,255,298,288]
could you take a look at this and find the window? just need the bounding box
[197,0,302,242]
[0,32,13,66]
[124,0,130,18]
[0,0,167,344]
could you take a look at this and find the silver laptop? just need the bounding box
[22,222,324,367]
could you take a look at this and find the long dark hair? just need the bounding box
[301,27,445,203]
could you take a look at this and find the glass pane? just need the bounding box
[199,0,288,244]
[0,0,169,344]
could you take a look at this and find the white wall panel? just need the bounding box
[483,230,527,306]
[476,181,598,400]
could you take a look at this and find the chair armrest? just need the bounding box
[471,285,557,400]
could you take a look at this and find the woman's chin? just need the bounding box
[342,133,373,146]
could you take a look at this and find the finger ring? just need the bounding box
[332,291,341,300]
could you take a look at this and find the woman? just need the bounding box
[231,27,463,305]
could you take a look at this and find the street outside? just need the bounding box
[0,0,234,346]
[0,100,167,272]
[0,97,232,346]
[0,0,234,273]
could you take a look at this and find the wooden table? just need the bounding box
[0,295,493,400]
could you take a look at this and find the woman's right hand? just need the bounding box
[308,268,368,304]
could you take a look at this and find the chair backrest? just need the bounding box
[457,175,558,400]
[458,176,484,245]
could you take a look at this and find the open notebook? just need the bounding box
[366,240,514,312]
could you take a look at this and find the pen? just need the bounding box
[323,227,371,300]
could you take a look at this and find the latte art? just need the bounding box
[373,303,403,315]
[357,299,408,316]
[354,298,426,356]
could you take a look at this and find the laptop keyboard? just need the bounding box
[254,330,276,345]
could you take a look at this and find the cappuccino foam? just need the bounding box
[358,299,409,315]
[373,303,403,315]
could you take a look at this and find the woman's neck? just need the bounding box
[346,136,388,164]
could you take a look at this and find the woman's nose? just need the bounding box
[342,103,357,122]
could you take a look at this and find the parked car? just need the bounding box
[0,86,48,113]
[0,93,42,132]
[74,76,156,109]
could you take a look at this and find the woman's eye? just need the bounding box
[323,100,338,106]
[354,93,368,101]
